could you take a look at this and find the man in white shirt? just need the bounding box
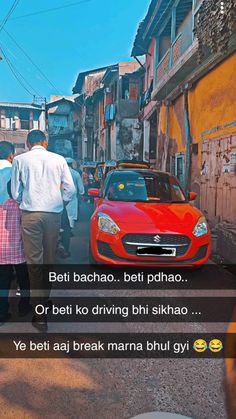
[11,130,76,331]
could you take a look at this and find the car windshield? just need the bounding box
[105,172,186,203]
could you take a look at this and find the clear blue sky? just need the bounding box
[0,0,149,103]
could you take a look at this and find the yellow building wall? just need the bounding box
[158,53,236,167]
[158,104,167,135]
[189,52,236,144]
[169,95,185,153]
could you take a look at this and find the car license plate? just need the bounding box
[137,246,176,257]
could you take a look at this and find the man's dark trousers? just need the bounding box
[0,265,12,318]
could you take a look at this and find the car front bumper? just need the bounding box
[91,223,212,266]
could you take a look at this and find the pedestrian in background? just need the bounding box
[0,141,14,204]
[57,158,84,259]
[82,167,90,200]
[65,157,84,229]
[11,130,76,331]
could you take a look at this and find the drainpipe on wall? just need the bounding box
[163,101,170,172]
[107,122,111,159]
[183,86,192,193]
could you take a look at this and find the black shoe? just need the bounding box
[57,248,71,259]
[0,312,11,326]
[32,314,48,332]
[18,301,33,317]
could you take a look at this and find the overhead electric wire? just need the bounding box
[0,43,41,97]
[0,0,20,31]
[3,28,62,95]
[10,0,92,20]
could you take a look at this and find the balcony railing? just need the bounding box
[171,33,182,66]
[156,49,171,83]
[155,32,198,93]
[153,38,199,101]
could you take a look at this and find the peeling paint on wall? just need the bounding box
[116,119,142,160]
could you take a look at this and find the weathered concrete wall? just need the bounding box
[116,119,142,160]
[156,104,167,170]
[110,122,116,160]
[0,130,28,155]
[196,0,236,62]
[156,52,236,261]
[158,53,236,175]
[188,53,236,162]
[169,95,186,153]
[117,100,139,119]
[145,38,155,88]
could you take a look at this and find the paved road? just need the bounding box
[0,202,235,419]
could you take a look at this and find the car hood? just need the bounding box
[98,201,203,228]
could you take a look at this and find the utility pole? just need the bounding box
[183,86,192,193]
[32,95,47,133]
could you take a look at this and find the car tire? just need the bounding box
[89,242,97,265]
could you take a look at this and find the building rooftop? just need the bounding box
[102,61,142,84]
[72,65,114,94]
[0,102,44,110]
[131,0,171,57]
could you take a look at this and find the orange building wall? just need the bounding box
[158,53,236,167]
[158,104,167,135]
[189,53,236,145]
[169,95,186,153]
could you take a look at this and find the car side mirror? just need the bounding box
[189,192,197,201]
[88,188,100,198]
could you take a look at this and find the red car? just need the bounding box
[89,169,211,266]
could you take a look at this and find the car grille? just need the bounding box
[97,241,208,264]
[122,234,191,257]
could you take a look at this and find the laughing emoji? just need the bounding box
[209,339,223,353]
[193,339,207,353]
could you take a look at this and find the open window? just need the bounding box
[175,0,194,51]
[121,76,130,99]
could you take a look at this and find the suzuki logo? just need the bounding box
[154,234,161,243]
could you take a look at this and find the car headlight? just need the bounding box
[192,216,208,237]
[98,213,120,235]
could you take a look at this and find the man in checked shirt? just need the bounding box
[0,140,32,325]
[0,181,32,325]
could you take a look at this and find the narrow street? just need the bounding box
[0,202,235,419]
[0,1,235,419]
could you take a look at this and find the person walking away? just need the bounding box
[82,167,89,200]
[65,158,84,229]
[0,141,14,204]
[0,181,31,325]
[58,158,84,258]
[11,130,75,331]
[0,142,31,325]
